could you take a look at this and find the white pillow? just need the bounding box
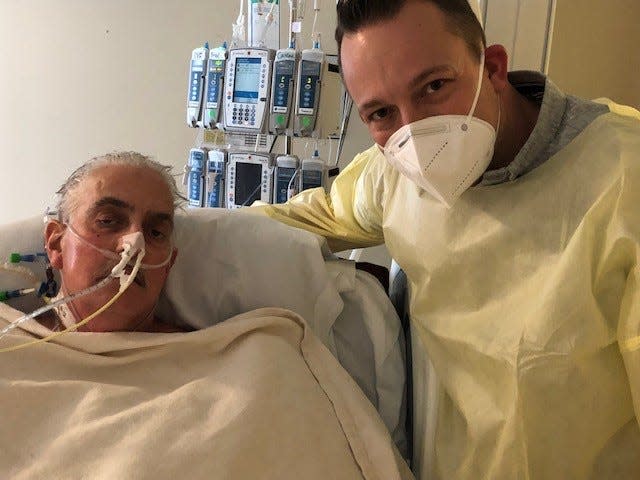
[157,209,344,349]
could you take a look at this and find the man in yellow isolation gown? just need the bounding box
[254,1,640,478]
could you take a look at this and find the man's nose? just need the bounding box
[116,225,145,252]
[400,104,429,127]
[380,106,428,146]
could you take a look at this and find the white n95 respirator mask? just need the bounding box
[381,51,499,208]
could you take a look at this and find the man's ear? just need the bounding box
[484,44,509,92]
[45,221,66,270]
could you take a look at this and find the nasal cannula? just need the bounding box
[0,232,148,353]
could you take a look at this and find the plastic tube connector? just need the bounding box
[9,253,45,263]
[120,232,145,256]
[0,288,36,302]
[110,232,146,293]
[111,232,145,277]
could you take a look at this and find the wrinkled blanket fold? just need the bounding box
[0,304,412,480]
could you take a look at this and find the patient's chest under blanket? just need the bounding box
[0,303,412,480]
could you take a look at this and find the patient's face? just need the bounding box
[46,164,176,332]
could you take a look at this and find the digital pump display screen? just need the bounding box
[234,162,263,206]
[233,57,262,104]
[273,60,295,108]
[299,60,321,109]
[189,61,204,103]
[206,60,225,103]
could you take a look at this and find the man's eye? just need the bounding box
[369,107,390,122]
[147,227,171,244]
[95,217,119,227]
[425,79,445,94]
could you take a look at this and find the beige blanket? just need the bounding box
[0,304,413,480]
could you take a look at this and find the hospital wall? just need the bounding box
[0,0,366,226]
[548,0,640,108]
[1,1,639,229]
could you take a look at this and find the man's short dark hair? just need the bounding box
[335,0,486,63]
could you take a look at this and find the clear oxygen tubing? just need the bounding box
[0,234,147,353]
[0,263,40,288]
[287,168,300,199]
[241,182,264,207]
[287,0,296,49]
[311,0,320,49]
[298,0,306,20]
[232,0,246,47]
[291,0,306,49]
[66,224,173,270]
[258,0,278,47]
[0,263,41,302]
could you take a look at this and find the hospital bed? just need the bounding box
[0,208,410,462]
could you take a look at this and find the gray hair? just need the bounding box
[55,151,185,223]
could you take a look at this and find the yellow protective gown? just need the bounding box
[256,106,640,480]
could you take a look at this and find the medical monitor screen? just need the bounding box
[233,57,262,104]
[234,162,263,206]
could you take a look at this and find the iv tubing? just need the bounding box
[232,0,246,47]
[287,168,300,197]
[0,263,39,286]
[288,0,296,48]
[259,0,278,46]
[311,0,319,49]
[0,247,144,353]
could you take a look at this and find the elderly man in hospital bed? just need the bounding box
[0,152,413,480]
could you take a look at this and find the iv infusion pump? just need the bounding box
[187,148,207,207]
[202,46,227,129]
[185,149,327,209]
[226,152,274,208]
[186,45,326,137]
[294,48,324,137]
[186,46,208,127]
[223,48,276,134]
[269,48,297,135]
[205,149,226,208]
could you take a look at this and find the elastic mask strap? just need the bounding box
[463,50,486,129]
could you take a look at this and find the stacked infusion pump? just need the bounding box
[185,40,327,209]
